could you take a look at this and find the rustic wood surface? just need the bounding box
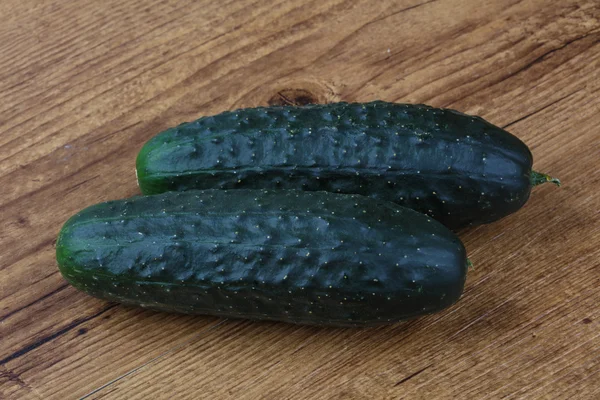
[1,0,599,398]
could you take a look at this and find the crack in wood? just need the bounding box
[510,29,600,77]
[0,366,29,389]
[444,28,600,108]
[0,283,69,322]
[64,175,100,195]
[394,364,432,386]
[501,88,584,129]
[0,304,117,366]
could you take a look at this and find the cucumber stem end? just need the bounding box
[531,171,561,187]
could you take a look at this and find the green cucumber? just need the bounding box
[136,101,559,230]
[56,190,468,327]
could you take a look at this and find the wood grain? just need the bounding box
[1,0,599,398]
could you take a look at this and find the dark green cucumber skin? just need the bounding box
[136,101,534,230]
[56,190,468,327]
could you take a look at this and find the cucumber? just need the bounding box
[136,101,559,230]
[56,190,468,327]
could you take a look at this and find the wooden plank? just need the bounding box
[1,0,599,398]
[85,88,600,398]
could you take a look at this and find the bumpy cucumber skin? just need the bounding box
[136,101,534,230]
[56,190,468,327]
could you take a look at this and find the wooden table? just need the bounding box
[1,0,599,398]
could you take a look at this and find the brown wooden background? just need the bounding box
[1,0,599,399]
